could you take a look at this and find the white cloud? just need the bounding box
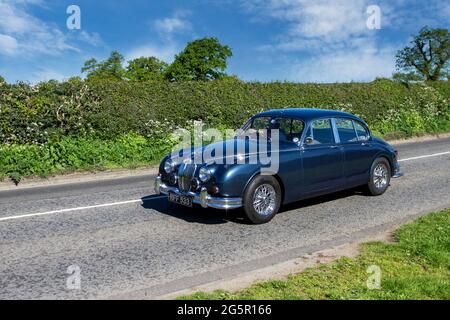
[31,68,67,83]
[0,1,75,55]
[154,17,190,35]
[0,0,102,57]
[78,31,103,47]
[0,34,18,54]
[126,11,192,63]
[289,42,397,82]
[245,0,381,50]
[153,11,192,40]
[125,43,178,63]
[243,0,403,82]
[0,1,35,34]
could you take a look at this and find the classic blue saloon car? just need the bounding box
[155,109,403,224]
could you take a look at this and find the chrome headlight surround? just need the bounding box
[164,159,176,173]
[198,167,212,183]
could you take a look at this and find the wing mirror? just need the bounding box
[305,137,314,145]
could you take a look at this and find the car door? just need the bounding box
[334,118,378,187]
[300,118,344,195]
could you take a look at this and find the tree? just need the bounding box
[392,71,424,84]
[166,37,232,81]
[396,27,450,81]
[0,75,5,84]
[125,57,168,81]
[81,51,126,80]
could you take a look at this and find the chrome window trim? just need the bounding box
[331,118,341,144]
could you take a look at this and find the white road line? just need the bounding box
[0,196,166,222]
[398,151,450,162]
[0,150,449,223]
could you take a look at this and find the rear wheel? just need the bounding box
[367,157,391,196]
[243,175,281,224]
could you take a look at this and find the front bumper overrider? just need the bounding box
[392,161,404,178]
[154,176,242,210]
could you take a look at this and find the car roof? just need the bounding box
[256,108,362,122]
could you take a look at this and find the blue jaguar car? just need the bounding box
[155,108,403,224]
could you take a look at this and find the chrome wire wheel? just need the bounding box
[252,184,277,216]
[373,163,388,190]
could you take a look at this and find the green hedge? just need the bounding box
[0,78,449,181]
[1,78,449,144]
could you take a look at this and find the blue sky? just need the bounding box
[0,0,448,83]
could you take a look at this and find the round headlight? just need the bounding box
[164,159,175,173]
[199,167,212,182]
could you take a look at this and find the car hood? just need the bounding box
[169,137,287,166]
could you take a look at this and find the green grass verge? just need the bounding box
[180,209,450,300]
[0,133,174,184]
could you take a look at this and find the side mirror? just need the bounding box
[305,137,314,145]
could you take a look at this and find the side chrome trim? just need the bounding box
[156,178,242,210]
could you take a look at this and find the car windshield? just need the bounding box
[241,116,305,143]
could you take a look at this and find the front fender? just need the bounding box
[211,164,261,198]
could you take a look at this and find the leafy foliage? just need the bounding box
[81,51,126,81]
[0,133,175,180]
[125,57,168,81]
[396,27,450,81]
[0,78,449,181]
[1,78,449,144]
[392,72,424,84]
[165,37,233,81]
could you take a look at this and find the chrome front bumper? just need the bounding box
[154,176,242,210]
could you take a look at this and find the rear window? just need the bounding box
[336,118,358,143]
[354,121,370,141]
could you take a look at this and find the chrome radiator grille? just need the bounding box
[178,163,196,192]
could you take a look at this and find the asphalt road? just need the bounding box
[0,137,449,299]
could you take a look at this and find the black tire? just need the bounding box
[242,175,282,224]
[367,157,391,196]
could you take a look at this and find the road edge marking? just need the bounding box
[398,151,450,162]
[0,196,166,222]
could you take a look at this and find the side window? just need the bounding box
[354,121,370,141]
[273,118,291,136]
[251,117,271,130]
[336,118,358,143]
[291,120,304,135]
[269,118,305,142]
[305,119,334,145]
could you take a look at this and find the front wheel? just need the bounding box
[367,157,391,196]
[243,175,281,224]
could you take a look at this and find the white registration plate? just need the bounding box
[168,192,193,207]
